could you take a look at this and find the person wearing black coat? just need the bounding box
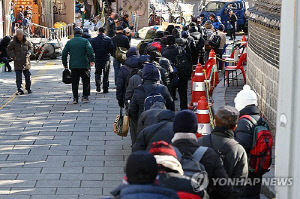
[162,35,189,110]
[189,26,204,65]
[136,102,166,135]
[228,9,237,40]
[133,109,174,151]
[234,85,266,199]
[116,47,140,108]
[106,12,116,37]
[112,27,130,85]
[0,36,12,72]
[91,27,114,93]
[129,63,175,144]
[172,110,233,199]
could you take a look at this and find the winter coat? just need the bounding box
[91,33,114,63]
[211,30,227,50]
[235,105,263,153]
[136,102,166,135]
[162,45,181,64]
[158,172,206,198]
[111,184,179,199]
[129,80,175,121]
[0,36,11,59]
[229,13,237,29]
[235,105,265,199]
[7,36,32,71]
[112,33,130,55]
[172,134,233,199]
[124,74,142,102]
[212,19,221,30]
[173,29,189,53]
[190,31,202,50]
[152,61,171,89]
[82,33,92,44]
[133,110,174,152]
[106,17,115,37]
[198,127,248,199]
[116,55,140,106]
[62,35,95,69]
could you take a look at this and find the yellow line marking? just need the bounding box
[0,61,55,110]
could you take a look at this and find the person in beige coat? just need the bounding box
[7,29,33,95]
[211,24,227,70]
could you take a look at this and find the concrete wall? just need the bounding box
[246,0,281,133]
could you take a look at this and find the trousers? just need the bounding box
[71,68,90,99]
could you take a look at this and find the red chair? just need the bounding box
[224,53,247,86]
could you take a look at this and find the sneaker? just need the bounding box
[27,89,32,94]
[82,96,89,103]
[73,98,78,104]
[17,90,24,95]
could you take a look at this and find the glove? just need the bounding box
[118,101,124,108]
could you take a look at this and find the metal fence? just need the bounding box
[30,23,74,39]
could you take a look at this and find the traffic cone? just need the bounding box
[241,35,247,46]
[209,49,219,89]
[189,63,206,108]
[196,96,212,138]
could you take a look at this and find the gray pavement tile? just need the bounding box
[7,155,47,161]
[85,155,124,161]
[83,167,124,174]
[67,150,104,156]
[60,173,103,180]
[0,195,30,199]
[0,180,36,187]
[70,140,105,146]
[56,187,102,195]
[103,173,125,181]
[41,167,83,174]
[46,155,85,162]
[0,174,18,180]
[17,173,60,180]
[35,180,80,187]
[81,180,120,188]
[0,161,25,168]
[64,160,104,167]
[30,195,78,199]
[10,187,57,195]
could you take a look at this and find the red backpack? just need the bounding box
[239,115,273,176]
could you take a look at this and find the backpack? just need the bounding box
[239,115,273,176]
[123,65,140,89]
[139,41,150,55]
[209,32,221,48]
[173,146,209,192]
[142,85,166,111]
[62,69,72,84]
[203,29,213,46]
[175,47,191,79]
[115,47,127,63]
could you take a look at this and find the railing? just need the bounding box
[30,23,74,39]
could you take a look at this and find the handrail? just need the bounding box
[30,23,74,39]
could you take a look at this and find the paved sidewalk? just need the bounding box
[0,58,132,198]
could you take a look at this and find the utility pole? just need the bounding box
[275,0,300,198]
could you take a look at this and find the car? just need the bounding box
[201,0,248,32]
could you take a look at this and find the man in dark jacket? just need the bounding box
[106,12,116,37]
[111,151,179,199]
[189,26,204,65]
[91,27,114,93]
[133,109,174,151]
[82,28,92,44]
[112,26,130,85]
[228,9,237,40]
[116,47,140,109]
[7,29,33,95]
[199,106,248,199]
[62,28,95,104]
[136,102,166,134]
[0,36,12,72]
[149,141,207,198]
[129,63,175,144]
[172,110,233,199]
[162,35,189,110]
[234,85,265,199]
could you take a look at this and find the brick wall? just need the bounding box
[247,20,280,133]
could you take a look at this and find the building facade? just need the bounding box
[246,0,281,133]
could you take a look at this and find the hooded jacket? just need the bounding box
[136,101,167,135]
[111,184,179,199]
[62,34,95,69]
[129,80,175,121]
[198,127,248,199]
[7,36,33,71]
[116,55,140,106]
[91,33,114,62]
[132,110,175,152]
[172,29,189,52]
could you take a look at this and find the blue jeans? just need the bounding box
[113,58,121,85]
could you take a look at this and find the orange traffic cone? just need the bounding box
[241,35,247,46]
[209,49,219,89]
[190,64,206,108]
[196,96,212,138]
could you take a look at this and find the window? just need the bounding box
[203,2,226,12]
[227,3,241,10]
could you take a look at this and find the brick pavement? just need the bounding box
[0,57,132,198]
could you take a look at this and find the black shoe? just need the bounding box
[229,38,233,41]
[17,90,24,95]
[73,98,78,104]
[27,89,32,94]
[82,96,89,103]
[96,87,101,92]
[103,89,109,93]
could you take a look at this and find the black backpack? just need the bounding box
[141,84,166,111]
[62,69,72,84]
[123,65,140,89]
[175,47,191,79]
[139,41,151,55]
[209,32,221,48]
